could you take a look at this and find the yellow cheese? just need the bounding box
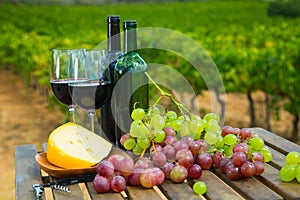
[47,122,112,169]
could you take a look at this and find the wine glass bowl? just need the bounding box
[50,49,85,122]
[69,49,112,132]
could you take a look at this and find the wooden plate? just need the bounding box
[35,153,97,178]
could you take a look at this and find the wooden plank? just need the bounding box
[266,145,286,170]
[255,164,300,200]
[126,185,163,200]
[211,167,283,200]
[52,183,85,200]
[159,180,201,200]
[15,144,43,200]
[190,170,246,200]
[86,182,124,200]
[252,128,300,154]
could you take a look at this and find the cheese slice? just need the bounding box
[47,122,112,169]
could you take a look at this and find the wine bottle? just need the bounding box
[101,15,122,144]
[113,20,149,147]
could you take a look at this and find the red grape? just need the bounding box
[188,164,202,179]
[134,157,151,169]
[163,144,176,160]
[181,136,194,145]
[93,174,110,193]
[240,161,255,178]
[240,128,251,139]
[163,135,177,145]
[111,175,126,193]
[212,152,225,167]
[189,141,201,155]
[108,154,124,171]
[97,160,114,178]
[170,165,188,183]
[222,125,235,137]
[178,153,194,168]
[140,168,158,188]
[119,158,134,177]
[173,140,189,152]
[153,151,167,168]
[225,162,242,180]
[231,152,247,167]
[251,152,265,163]
[197,153,213,170]
[163,126,176,136]
[233,143,249,154]
[219,158,230,173]
[195,139,208,153]
[253,161,265,175]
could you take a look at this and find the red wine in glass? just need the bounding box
[50,79,72,106]
[69,80,111,111]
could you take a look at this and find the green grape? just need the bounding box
[223,134,237,146]
[179,122,190,137]
[130,120,141,138]
[204,112,220,122]
[279,164,297,182]
[137,137,150,149]
[296,166,300,183]
[205,120,221,133]
[286,151,300,165]
[123,138,136,150]
[169,119,183,131]
[191,114,201,121]
[189,119,204,136]
[193,181,207,195]
[154,130,166,143]
[215,136,224,149]
[250,137,264,150]
[166,110,177,122]
[139,123,151,138]
[133,144,144,155]
[224,145,233,157]
[131,108,145,121]
[259,146,272,162]
[130,120,151,138]
[192,130,201,140]
[204,131,218,145]
[150,114,165,130]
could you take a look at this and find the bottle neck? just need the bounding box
[124,28,137,53]
[107,19,121,51]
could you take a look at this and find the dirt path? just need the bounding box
[0,68,64,200]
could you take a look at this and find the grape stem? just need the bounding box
[145,72,191,116]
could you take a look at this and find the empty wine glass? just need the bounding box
[50,49,85,122]
[69,49,111,133]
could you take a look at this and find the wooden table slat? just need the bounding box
[86,182,125,200]
[15,144,43,200]
[193,170,246,200]
[211,167,283,200]
[159,180,201,200]
[126,185,164,200]
[256,164,300,200]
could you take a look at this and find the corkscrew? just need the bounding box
[32,183,71,200]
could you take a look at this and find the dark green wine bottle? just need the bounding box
[114,20,149,147]
[101,15,122,144]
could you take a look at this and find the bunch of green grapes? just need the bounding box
[121,105,222,156]
[279,151,300,182]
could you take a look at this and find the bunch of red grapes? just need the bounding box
[92,107,272,194]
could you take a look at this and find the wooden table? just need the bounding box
[15,128,300,200]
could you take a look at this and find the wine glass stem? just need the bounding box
[88,111,95,133]
[68,105,76,123]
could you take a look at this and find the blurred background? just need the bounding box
[0,0,299,199]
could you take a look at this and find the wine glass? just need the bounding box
[50,49,85,122]
[69,49,112,133]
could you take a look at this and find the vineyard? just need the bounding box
[0,0,300,140]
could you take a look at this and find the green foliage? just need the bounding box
[0,1,299,120]
[268,0,300,18]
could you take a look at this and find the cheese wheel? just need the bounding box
[47,122,112,169]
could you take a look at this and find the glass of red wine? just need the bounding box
[50,48,86,122]
[69,49,111,133]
